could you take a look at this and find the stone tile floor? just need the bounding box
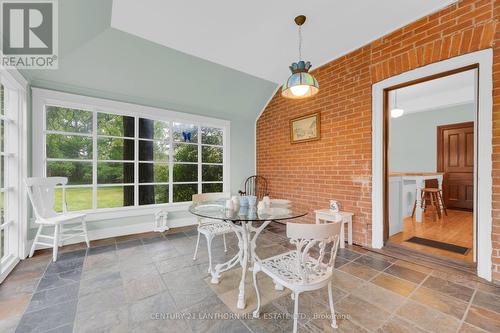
[0,223,499,333]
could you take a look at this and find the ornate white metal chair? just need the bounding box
[252,220,342,333]
[192,192,232,273]
[26,177,89,262]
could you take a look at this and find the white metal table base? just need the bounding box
[210,219,273,309]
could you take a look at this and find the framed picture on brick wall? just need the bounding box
[290,112,320,143]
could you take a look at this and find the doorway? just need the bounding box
[384,68,476,264]
[372,49,493,281]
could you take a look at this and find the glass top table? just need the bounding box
[188,199,308,310]
[189,200,307,222]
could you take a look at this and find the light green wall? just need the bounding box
[389,104,475,172]
[21,0,277,238]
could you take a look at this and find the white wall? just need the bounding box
[389,103,475,172]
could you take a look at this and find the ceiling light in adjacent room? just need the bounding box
[391,90,405,118]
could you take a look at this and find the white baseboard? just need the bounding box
[24,216,197,257]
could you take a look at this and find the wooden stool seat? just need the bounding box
[412,188,448,219]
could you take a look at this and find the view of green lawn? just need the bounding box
[55,187,126,212]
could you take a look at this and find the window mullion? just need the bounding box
[198,126,202,194]
[134,116,138,206]
[92,110,97,209]
[168,121,173,204]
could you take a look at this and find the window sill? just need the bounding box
[30,202,192,228]
[85,203,191,222]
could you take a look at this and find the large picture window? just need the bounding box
[35,90,228,213]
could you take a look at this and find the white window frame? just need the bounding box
[0,67,28,282]
[32,88,230,222]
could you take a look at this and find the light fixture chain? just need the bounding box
[298,25,302,61]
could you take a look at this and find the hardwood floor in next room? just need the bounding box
[388,209,473,263]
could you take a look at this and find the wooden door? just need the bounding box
[437,122,474,211]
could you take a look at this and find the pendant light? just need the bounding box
[391,90,404,118]
[282,15,319,99]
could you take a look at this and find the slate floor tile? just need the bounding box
[74,305,128,333]
[392,260,433,274]
[26,283,80,313]
[140,235,167,245]
[397,300,461,333]
[0,314,21,333]
[129,317,192,333]
[351,282,406,313]
[8,227,500,333]
[163,266,215,310]
[335,294,391,331]
[0,277,39,301]
[384,264,428,284]
[86,244,116,256]
[36,268,82,292]
[430,269,478,290]
[332,269,364,292]
[155,253,205,274]
[121,263,166,302]
[243,302,294,333]
[44,323,74,333]
[78,270,122,297]
[184,294,249,333]
[116,239,142,250]
[0,294,31,321]
[410,286,468,319]
[353,255,392,271]
[334,257,350,268]
[376,316,427,333]
[371,273,417,297]
[44,257,84,276]
[458,322,489,333]
[422,276,474,302]
[15,299,78,333]
[472,290,500,314]
[77,285,126,313]
[128,291,177,326]
[465,304,500,332]
[339,262,380,281]
[57,249,87,261]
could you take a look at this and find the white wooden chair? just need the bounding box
[192,192,232,273]
[252,220,342,333]
[26,177,89,262]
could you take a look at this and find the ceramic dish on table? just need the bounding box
[270,199,291,207]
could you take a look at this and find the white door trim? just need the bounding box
[0,67,28,282]
[371,49,493,281]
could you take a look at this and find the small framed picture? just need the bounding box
[290,112,320,143]
[329,200,340,213]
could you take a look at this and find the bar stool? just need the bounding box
[412,188,448,219]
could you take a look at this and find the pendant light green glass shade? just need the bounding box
[282,61,319,99]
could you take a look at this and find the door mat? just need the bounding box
[405,237,469,255]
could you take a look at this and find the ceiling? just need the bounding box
[21,0,276,122]
[20,0,461,127]
[390,70,476,114]
[111,0,457,83]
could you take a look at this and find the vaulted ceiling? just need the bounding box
[111,0,456,83]
[21,0,458,120]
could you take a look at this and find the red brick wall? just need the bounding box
[256,0,500,279]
